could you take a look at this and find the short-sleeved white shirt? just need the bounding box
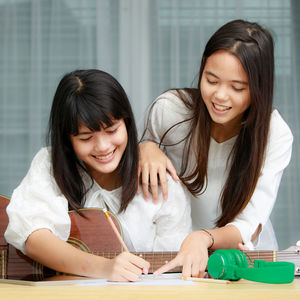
[4,147,192,254]
[142,91,293,250]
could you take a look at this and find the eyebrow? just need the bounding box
[205,71,248,85]
[77,131,93,136]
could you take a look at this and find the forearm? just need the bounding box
[198,225,243,250]
[25,229,109,278]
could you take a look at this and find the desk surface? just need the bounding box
[1,277,300,300]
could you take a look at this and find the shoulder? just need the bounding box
[146,90,193,136]
[153,90,192,115]
[269,109,293,143]
[18,147,55,188]
[29,147,52,174]
[31,147,51,164]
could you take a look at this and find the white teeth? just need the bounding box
[214,103,230,111]
[95,152,113,160]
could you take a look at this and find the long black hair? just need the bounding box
[47,69,138,212]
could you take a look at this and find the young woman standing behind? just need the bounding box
[139,19,293,277]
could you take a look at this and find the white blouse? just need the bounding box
[142,91,293,250]
[5,147,192,254]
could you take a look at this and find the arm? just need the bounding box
[139,91,191,202]
[26,229,149,282]
[5,148,149,281]
[228,110,293,248]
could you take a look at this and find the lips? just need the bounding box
[93,149,115,161]
[213,102,231,112]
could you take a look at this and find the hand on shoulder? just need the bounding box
[138,142,179,203]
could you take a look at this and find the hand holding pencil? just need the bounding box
[103,208,150,281]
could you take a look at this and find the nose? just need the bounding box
[214,84,229,102]
[94,132,110,153]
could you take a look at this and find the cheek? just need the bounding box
[72,142,90,159]
[200,80,213,101]
[200,78,206,96]
[240,94,251,111]
[113,130,128,150]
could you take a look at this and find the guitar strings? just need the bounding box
[4,251,300,264]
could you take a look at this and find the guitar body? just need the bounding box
[68,208,123,255]
[0,195,299,280]
[0,195,122,280]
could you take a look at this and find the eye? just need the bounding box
[232,86,245,92]
[207,77,217,85]
[79,136,92,141]
[105,123,120,134]
[106,128,118,134]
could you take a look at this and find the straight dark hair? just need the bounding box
[146,19,274,227]
[47,69,138,212]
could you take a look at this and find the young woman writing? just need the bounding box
[139,19,293,277]
[4,69,192,282]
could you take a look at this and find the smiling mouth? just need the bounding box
[213,103,231,111]
[93,150,115,160]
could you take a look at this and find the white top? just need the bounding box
[142,91,293,250]
[5,147,192,254]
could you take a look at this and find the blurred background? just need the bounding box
[0,0,299,250]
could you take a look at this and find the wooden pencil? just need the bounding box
[183,276,230,284]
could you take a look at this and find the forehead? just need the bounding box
[77,118,119,132]
[204,50,248,82]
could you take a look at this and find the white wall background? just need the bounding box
[0,0,299,249]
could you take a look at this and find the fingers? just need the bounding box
[141,165,150,201]
[153,258,180,276]
[140,163,165,203]
[166,158,179,181]
[190,258,202,278]
[149,168,159,204]
[109,253,150,282]
[136,166,141,194]
[129,253,150,273]
[118,263,143,282]
[158,167,168,201]
[181,256,191,278]
[154,256,206,278]
[138,141,172,203]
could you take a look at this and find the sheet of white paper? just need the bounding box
[106,273,195,286]
[0,273,194,286]
[0,278,107,286]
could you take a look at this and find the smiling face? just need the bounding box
[200,50,251,140]
[70,119,128,189]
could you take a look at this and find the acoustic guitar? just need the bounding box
[0,195,299,281]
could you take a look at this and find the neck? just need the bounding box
[211,122,240,143]
[88,168,121,191]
